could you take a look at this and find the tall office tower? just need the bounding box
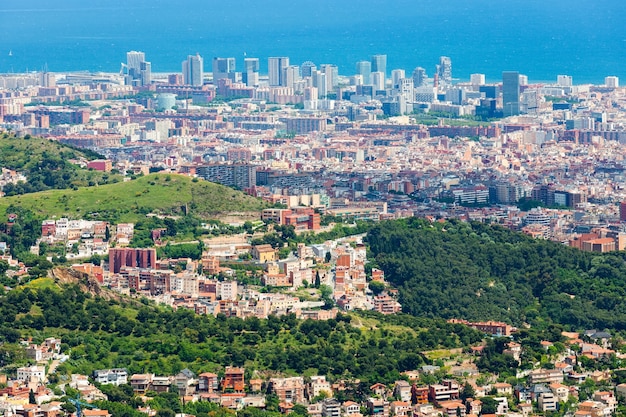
[301,61,317,78]
[371,54,387,79]
[126,51,145,75]
[139,61,151,86]
[412,67,427,87]
[212,57,236,81]
[437,56,452,87]
[372,71,385,91]
[282,65,301,89]
[391,69,405,88]
[182,53,204,86]
[606,76,619,88]
[356,60,372,85]
[519,74,528,86]
[126,51,151,86]
[268,57,289,86]
[399,78,414,114]
[243,57,260,86]
[557,75,573,87]
[502,71,520,116]
[320,64,338,91]
[470,73,485,86]
[313,70,327,98]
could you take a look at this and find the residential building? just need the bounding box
[269,377,306,404]
[538,392,557,412]
[93,369,128,386]
[130,374,154,394]
[222,367,245,392]
[322,399,341,417]
[183,54,204,86]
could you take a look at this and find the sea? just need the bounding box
[1,0,625,84]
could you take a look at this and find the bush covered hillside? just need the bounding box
[0,173,269,223]
[0,133,123,195]
[366,218,626,330]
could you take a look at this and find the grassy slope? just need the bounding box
[0,174,268,222]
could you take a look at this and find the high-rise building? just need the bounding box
[268,57,289,86]
[126,51,145,75]
[557,75,573,87]
[412,67,427,87]
[502,71,520,116]
[391,69,405,88]
[320,64,338,91]
[470,73,485,86]
[301,61,317,78]
[182,53,204,86]
[356,61,372,85]
[606,76,619,88]
[620,201,626,222]
[372,71,385,92]
[126,51,151,86]
[371,54,387,79]
[243,58,260,86]
[437,56,452,87]
[212,57,236,82]
[313,70,327,98]
[283,65,301,89]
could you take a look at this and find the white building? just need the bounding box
[17,366,45,383]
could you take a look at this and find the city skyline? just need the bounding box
[2,0,626,83]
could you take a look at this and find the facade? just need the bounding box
[109,248,157,274]
[93,369,128,386]
[356,61,372,85]
[196,164,257,189]
[371,55,387,79]
[213,57,236,82]
[502,71,520,116]
[183,54,204,86]
[269,57,290,87]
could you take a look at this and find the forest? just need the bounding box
[2,284,484,387]
[365,218,626,330]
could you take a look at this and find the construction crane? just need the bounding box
[69,396,94,417]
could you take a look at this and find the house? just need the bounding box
[529,369,564,384]
[342,401,360,415]
[592,391,617,415]
[16,366,46,383]
[222,367,245,392]
[549,383,569,402]
[366,398,389,417]
[269,377,306,404]
[389,401,411,417]
[252,244,277,263]
[616,383,626,400]
[370,383,388,398]
[322,398,341,417]
[538,392,557,412]
[394,381,411,402]
[151,376,172,393]
[438,400,465,417]
[309,376,332,400]
[411,385,429,404]
[493,397,509,415]
[493,382,512,396]
[428,380,460,405]
[198,373,219,393]
[174,369,196,396]
[130,374,154,394]
[518,403,532,417]
[93,369,128,386]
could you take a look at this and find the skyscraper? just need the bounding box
[437,56,452,87]
[412,67,427,87]
[212,57,236,81]
[268,57,289,86]
[371,54,387,79]
[320,64,338,91]
[301,61,317,78]
[502,71,520,116]
[243,58,260,86]
[182,53,204,86]
[282,65,301,89]
[372,71,385,92]
[125,51,151,86]
[391,69,405,88]
[356,61,371,85]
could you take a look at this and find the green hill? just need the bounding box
[0,133,123,195]
[3,282,483,386]
[366,218,626,331]
[0,173,268,223]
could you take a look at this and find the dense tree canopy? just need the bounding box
[366,218,626,330]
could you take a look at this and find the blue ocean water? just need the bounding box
[0,0,625,84]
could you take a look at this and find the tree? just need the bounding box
[480,397,498,414]
[29,389,36,404]
[460,382,476,401]
[314,270,321,288]
[369,280,385,296]
[325,252,332,263]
